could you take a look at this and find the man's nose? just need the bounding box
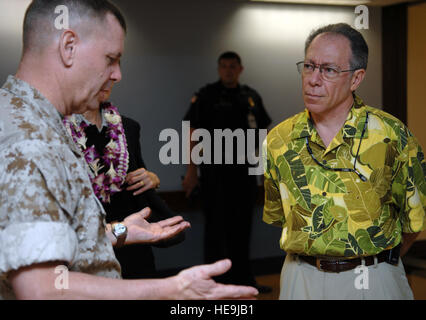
[111,64,122,83]
[307,66,322,86]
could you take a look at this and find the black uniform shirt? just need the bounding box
[184,81,270,130]
[184,81,271,166]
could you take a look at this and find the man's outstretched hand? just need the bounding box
[124,207,190,245]
[172,259,259,300]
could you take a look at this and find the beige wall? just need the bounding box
[408,2,426,241]
[408,2,426,150]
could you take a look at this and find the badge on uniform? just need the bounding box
[248,97,255,108]
[191,95,198,104]
[248,112,257,129]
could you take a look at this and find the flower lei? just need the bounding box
[63,103,129,203]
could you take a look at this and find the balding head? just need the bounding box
[305,23,368,71]
[22,0,126,55]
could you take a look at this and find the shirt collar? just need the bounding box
[3,75,63,125]
[73,109,108,133]
[290,95,369,142]
[342,95,369,139]
[1,75,82,155]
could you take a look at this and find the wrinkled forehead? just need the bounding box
[218,58,241,67]
[306,33,352,66]
[83,13,125,54]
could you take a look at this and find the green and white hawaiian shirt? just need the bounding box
[263,96,426,257]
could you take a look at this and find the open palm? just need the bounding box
[123,207,190,245]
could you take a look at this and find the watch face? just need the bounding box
[114,224,127,236]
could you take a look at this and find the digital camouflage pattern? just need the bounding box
[0,76,121,299]
[263,96,426,257]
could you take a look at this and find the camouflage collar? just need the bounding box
[1,75,82,156]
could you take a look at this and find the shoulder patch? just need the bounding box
[248,96,255,108]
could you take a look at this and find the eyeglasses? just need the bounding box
[305,111,369,182]
[296,61,359,81]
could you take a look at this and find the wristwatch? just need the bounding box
[111,222,128,248]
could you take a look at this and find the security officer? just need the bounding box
[182,51,271,291]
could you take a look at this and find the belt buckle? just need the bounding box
[316,258,323,271]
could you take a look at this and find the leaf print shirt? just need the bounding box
[263,95,426,257]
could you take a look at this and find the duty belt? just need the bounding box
[297,245,400,273]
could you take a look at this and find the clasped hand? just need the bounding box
[126,168,160,195]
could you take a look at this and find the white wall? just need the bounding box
[113,0,382,191]
[0,0,382,191]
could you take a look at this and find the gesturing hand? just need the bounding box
[123,207,190,245]
[173,259,259,300]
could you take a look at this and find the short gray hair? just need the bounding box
[305,23,368,70]
[23,0,126,53]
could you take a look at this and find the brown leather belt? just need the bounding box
[297,248,396,273]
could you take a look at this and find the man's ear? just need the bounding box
[350,69,366,92]
[240,65,244,75]
[59,30,78,67]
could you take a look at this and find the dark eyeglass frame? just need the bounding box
[305,111,369,182]
[296,61,359,81]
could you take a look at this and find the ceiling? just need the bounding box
[247,0,421,6]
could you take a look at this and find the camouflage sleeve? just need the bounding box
[394,130,426,233]
[262,138,285,227]
[0,142,79,278]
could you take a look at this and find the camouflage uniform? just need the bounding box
[0,76,121,299]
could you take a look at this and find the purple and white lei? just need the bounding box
[63,103,129,203]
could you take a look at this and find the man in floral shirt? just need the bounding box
[263,23,425,299]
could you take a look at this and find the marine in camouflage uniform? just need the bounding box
[0,76,121,299]
[0,0,258,301]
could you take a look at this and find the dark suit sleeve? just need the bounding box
[122,116,186,247]
[252,91,271,129]
[183,87,207,129]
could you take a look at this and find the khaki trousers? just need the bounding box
[279,254,414,300]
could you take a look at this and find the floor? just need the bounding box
[255,271,426,300]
